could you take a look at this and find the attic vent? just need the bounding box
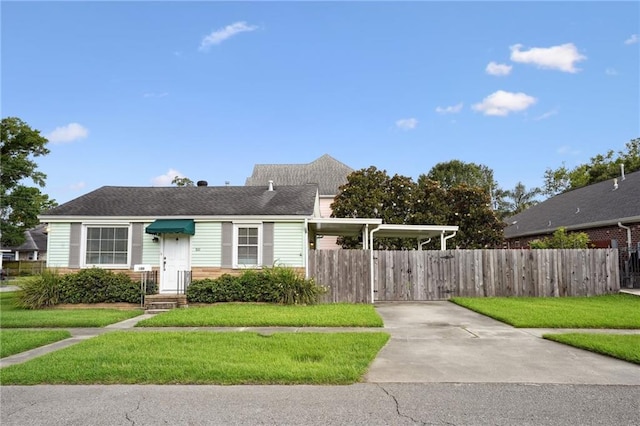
[197,180,208,187]
[621,164,626,180]
[575,207,580,214]
[613,178,618,190]
[268,180,274,191]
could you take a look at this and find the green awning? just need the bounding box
[145,219,195,235]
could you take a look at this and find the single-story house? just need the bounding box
[1,224,48,261]
[39,182,458,294]
[504,169,640,250]
[245,154,354,249]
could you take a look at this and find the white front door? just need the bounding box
[160,234,190,293]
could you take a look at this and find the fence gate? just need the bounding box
[618,246,640,289]
[374,250,457,301]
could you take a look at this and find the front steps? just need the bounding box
[144,294,187,313]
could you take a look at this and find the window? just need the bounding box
[85,226,129,266]
[234,224,261,267]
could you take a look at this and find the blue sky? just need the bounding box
[2,1,639,205]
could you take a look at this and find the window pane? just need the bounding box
[101,240,114,251]
[102,228,115,239]
[115,228,128,239]
[86,253,100,264]
[114,240,127,252]
[87,228,101,239]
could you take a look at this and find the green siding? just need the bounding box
[191,222,222,267]
[47,223,71,267]
[142,223,161,266]
[273,222,305,267]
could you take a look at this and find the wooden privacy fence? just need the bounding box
[309,249,620,303]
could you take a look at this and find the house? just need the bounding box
[245,154,354,249]
[39,181,458,295]
[504,169,640,250]
[1,224,48,261]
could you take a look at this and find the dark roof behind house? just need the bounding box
[505,170,640,239]
[245,154,353,196]
[41,185,318,217]
[2,224,48,252]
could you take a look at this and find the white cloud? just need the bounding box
[624,34,638,45]
[605,68,618,76]
[46,123,89,144]
[510,43,586,73]
[435,103,464,114]
[485,61,512,76]
[557,145,580,156]
[69,181,86,191]
[143,92,168,98]
[199,21,258,51]
[534,108,558,121]
[472,90,537,116]
[395,118,418,130]
[152,169,186,186]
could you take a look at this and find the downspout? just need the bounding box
[369,227,381,304]
[418,238,431,251]
[304,218,309,278]
[443,231,457,251]
[618,222,632,250]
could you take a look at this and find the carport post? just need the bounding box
[369,227,381,304]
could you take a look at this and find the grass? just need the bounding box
[0,331,390,385]
[450,294,640,328]
[136,303,384,327]
[0,292,143,328]
[544,333,640,365]
[1,330,72,358]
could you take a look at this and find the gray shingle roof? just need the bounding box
[2,224,48,252]
[41,185,318,217]
[245,154,353,196]
[504,170,640,239]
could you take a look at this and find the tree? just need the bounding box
[332,167,504,249]
[529,227,590,249]
[425,160,497,194]
[501,182,542,216]
[543,138,640,196]
[1,117,55,246]
[171,176,194,187]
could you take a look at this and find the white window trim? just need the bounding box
[81,223,132,269]
[232,223,262,268]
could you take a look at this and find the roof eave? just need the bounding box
[505,215,640,239]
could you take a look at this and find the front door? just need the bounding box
[160,234,190,293]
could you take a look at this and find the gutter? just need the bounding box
[618,222,632,250]
[369,227,381,304]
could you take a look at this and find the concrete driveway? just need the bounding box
[365,301,640,384]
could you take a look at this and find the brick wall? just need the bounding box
[506,222,640,248]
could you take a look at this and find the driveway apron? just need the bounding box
[364,301,640,385]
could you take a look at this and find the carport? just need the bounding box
[307,218,459,302]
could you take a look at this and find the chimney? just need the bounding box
[197,180,208,187]
[268,180,274,191]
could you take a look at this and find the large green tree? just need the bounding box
[331,167,504,249]
[1,117,56,246]
[425,160,497,193]
[543,138,640,196]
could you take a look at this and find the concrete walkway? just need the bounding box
[364,302,640,384]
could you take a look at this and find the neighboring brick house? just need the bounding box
[504,169,640,249]
[246,154,354,249]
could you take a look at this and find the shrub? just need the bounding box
[59,268,145,304]
[16,269,62,309]
[529,227,590,249]
[186,267,326,305]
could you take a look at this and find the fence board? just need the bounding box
[309,249,620,302]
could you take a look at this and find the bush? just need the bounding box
[16,269,62,309]
[59,268,145,304]
[530,227,590,249]
[186,267,326,305]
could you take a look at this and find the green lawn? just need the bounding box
[0,292,143,328]
[544,333,640,365]
[0,331,390,385]
[137,303,383,327]
[1,330,72,358]
[450,294,640,328]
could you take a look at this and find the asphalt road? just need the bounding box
[2,383,639,425]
